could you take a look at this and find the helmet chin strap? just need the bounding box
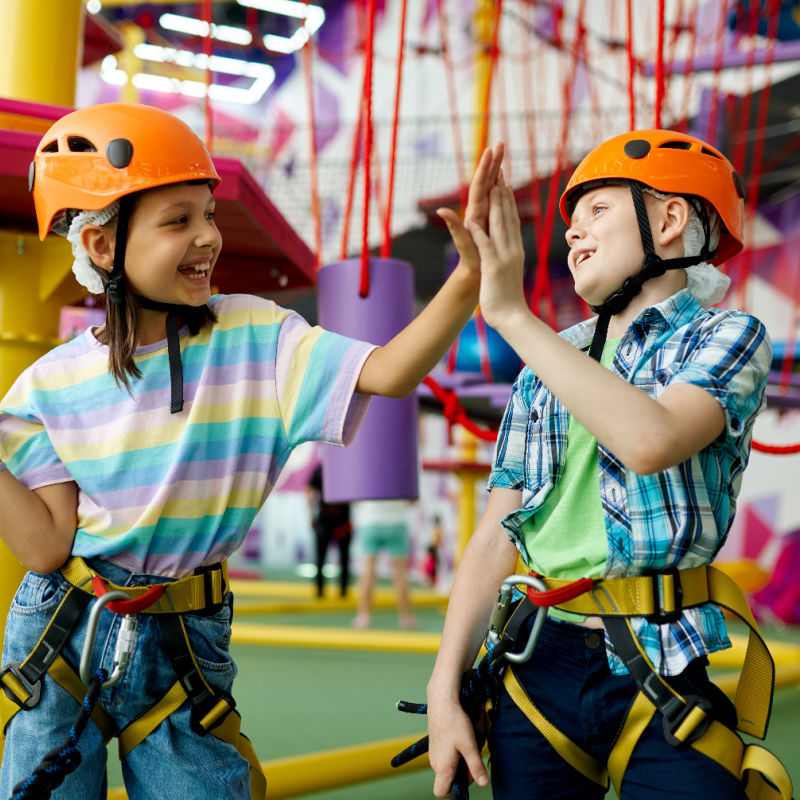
[103,195,213,414]
[586,181,710,362]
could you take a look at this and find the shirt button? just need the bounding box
[585,631,603,650]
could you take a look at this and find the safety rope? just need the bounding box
[201,0,213,149]
[302,0,322,270]
[381,0,408,259]
[392,640,508,800]
[653,0,665,128]
[423,376,499,443]
[704,0,731,147]
[10,670,108,800]
[751,439,800,456]
[359,0,377,297]
[625,0,635,130]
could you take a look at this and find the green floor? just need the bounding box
[106,593,800,798]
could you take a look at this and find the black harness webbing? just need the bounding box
[0,588,90,714]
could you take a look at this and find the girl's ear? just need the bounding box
[80,224,115,273]
[658,195,690,249]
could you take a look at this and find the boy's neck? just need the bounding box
[605,268,688,338]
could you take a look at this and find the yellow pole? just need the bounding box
[473,0,496,165]
[0,1,84,760]
[0,0,84,105]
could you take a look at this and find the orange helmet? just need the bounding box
[30,103,220,240]
[559,129,745,265]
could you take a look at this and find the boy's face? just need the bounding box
[123,181,222,307]
[565,184,645,306]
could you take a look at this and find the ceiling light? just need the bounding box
[236,0,325,54]
[159,13,253,46]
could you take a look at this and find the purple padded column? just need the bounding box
[317,257,418,502]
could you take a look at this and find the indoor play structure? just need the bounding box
[1,1,799,799]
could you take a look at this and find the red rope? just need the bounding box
[201,0,213,149]
[654,0,665,128]
[381,0,408,259]
[302,0,322,270]
[705,0,731,146]
[423,377,499,442]
[531,0,585,330]
[752,440,800,456]
[360,0,377,297]
[340,94,364,260]
[675,1,700,132]
[625,0,635,130]
[437,0,469,211]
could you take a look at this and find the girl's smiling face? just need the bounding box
[564,184,646,306]
[123,181,222,308]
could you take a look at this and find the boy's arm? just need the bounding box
[466,185,726,475]
[427,486,521,797]
[0,470,77,573]
[355,143,504,397]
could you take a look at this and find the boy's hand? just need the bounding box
[428,700,490,797]
[467,183,528,333]
[437,142,505,274]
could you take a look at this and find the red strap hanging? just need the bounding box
[653,0,665,128]
[423,376,499,442]
[359,0,378,297]
[302,0,322,270]
[381,0,409,258]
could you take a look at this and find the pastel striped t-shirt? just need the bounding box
[0,294,375,577]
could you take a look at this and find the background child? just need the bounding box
[427,130,772,799]
[0,103,504,798]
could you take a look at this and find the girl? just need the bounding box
[0,103,503,799]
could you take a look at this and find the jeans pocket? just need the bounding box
[181,595,234,674]
[9,571,67,616]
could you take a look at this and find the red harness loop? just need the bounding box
[526,576,596,607]
[92,576,166,614]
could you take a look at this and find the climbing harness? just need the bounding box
[504,567,792,799]
[392,575,549,800]
[0,557,266,800]
[394,566,793,800]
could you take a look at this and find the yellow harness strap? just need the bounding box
[501,566,793,800]
[59,556,229,614]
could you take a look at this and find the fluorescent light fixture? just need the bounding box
[100,48,275,105]
[159,13,253,46]
[236,0,325,54]
[86,0,102,14]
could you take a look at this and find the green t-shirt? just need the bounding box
[520,338,620,622]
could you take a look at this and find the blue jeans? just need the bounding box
[487,616,745,799]
[1,559,251,800]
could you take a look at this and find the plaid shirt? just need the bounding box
[489,289,771,676]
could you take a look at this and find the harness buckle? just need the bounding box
[660,693,714,747]
[190,689,236,737]
[645,568,683,624]
[0,663,42,710]
[194,562,225,615]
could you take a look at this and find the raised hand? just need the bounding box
[466,182,528,333]
[437,142,505,275]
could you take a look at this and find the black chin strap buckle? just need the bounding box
[105,275,125,306]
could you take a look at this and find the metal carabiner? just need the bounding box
[486,573,550,665]
[79,591,139,690]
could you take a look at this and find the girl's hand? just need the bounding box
[437,142,505,275]
[467,183,528,333]
[428,699,489,798]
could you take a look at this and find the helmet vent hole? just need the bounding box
[41,140,58,153]
[701,147,722,160]
[659,141,691,151]
[67,136,97,152]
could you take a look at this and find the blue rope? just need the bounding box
[10,669,107,800]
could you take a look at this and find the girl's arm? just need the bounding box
[466,186,726,475]
[0,470,77,573]
[355,143,504,398]
[426,486,522,797]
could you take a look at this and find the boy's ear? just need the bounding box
[80,225,115,273]
[657,196,690,249]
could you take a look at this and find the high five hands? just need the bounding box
[438,142,529,338]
